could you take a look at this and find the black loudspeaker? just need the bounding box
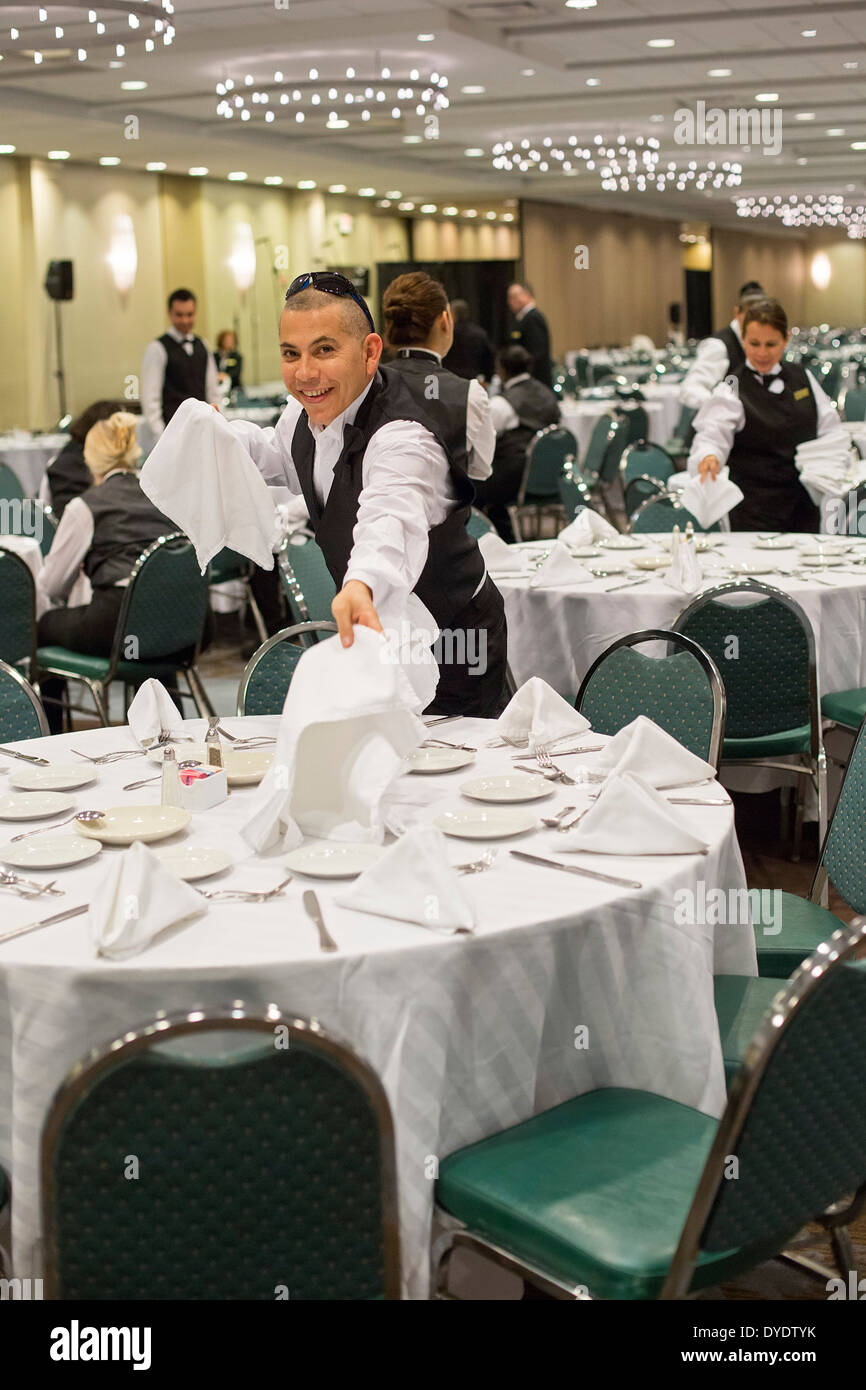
[669,302,682,326]
[44,260,74,301]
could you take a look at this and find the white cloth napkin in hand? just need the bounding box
[557,508,618,544]
[530,541,593,588]
[795,427,859,501]
[127,678,185,747]
[90,840,207,960]
[591,715,716,786]
[663,530,703,594]
[241,626,425,854]
[477,531,531,575]
[337,826,475,934]
[140,398,281,572]
[679,467,743,529]
[556,771,710,855]
[495,675,591,750]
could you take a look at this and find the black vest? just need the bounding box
[46,438,92,521]
[159,333,209,425]
[494,376,562,479]
[385,351,471,478]
[728,362,819,529]
[711,324,746,373]
[81,472,176,589]
[290,369,484,627]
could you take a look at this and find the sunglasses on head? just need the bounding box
[285,271,376,334]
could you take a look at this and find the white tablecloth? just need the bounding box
[559,400,666,458]
[0,534,42,584]
[0,716,754,1298]
[0,435,68,498]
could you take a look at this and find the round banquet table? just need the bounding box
[0,434,68,498]
[559,399,667,457]
[0,715,755,1299]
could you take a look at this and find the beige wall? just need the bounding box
[0,159,33,428]
[802,232,866,327]
[521,199,683,355]
[411,219,519,262]
[711,225,807,326]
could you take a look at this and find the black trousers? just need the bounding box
[424,576,510,719]
[473,462,524,544]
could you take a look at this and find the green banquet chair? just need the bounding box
[0,547,37,678]
[615,403,649,447]
[466,507,495,540]
[840,385,866,422]
[620,441,676,515]
[508,424,576,541]
[575,629,725,767]
[663,404,697,463]
[0,461,25,505]
[41,1006,401,1300]
[277,533,338,628]
[630,493,719,534]
[558,468,592,523]
[0,658,49,741]
[435,922,866,1300]
[237,620,338,716]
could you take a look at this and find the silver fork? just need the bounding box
[535,747,576,785]
[454,850,498,874]
[0,871,63,897]
[198,876,292,902]
[72,748,145,764]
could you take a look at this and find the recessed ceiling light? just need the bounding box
[48,150,70,160]
[801,29,817,37]
[327,117,349,129]
[647,39,675,48]
[464,147,484,157]
[755,92,779,102]
[797,157,808,165]
[420,203,437,213]
[585,78,600,87]
[502,212,515,221]
[227,171,247,180]
[377,199,391,207]
[189,167,208,176]
[565,0,597,7]
[521,68,536,77]
[329,183,347,192]
[843,61,858,69]
[795,112,816,121]
[0,145,16,154]
[417,33,435,41]
[99,156,120,165]
[297,180,316,189]
[464,208,477,217]
[121,79,147,90]
[146,161,166,171]
[827,128,845,136]
[852,142,866,151]
[461,85,485,95]
[443,206,458,215]
[386,190,402,199]
[398,200,415,210]
[264,176,283,185]
[485,211,496,219]
[649,114,664,123]
[109,60,125,68]
[708,68,732,77]
[358,187,376,196]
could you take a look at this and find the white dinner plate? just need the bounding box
[146,744,273,786]
[564,544,600,558]
[284,843,384,878]
[152,845,234,881]
[752,537,795,550]
[597,536,644,550]
[459,774,553,804]
[632,554,671,570]
[693,536,722,552]
[798,552,846,567]
[434,808,538,840]
[587,561,628,576]
[9,765,97,792]
[1,835,102,869]
[404,748,476,774]
[0,791,75,821]
[726,560,775,576]
[75,805,191,845]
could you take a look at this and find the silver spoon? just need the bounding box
[541,805,577,827]
[11,809,105,842]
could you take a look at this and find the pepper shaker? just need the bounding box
[205,717,223,768]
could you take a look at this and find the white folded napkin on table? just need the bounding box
[663,527,703,594]
[90,840,207,960]
[495,676,591,751]
[477,531,531,574]
[557,509,619,544]
[337,826,475,934]
[679,467,744,529]
[530,541,593,588]
[140,398,281,572]
[591,714,716,787]
[241,626,426,853]
[556,771,710,855]
[127,678,185,747]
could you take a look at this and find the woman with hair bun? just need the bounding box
[689,298,838,531]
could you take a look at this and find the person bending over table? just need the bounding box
[472,344,561,543]
[689,298,838,533]
[220,270,509,717]
[40,398,137,521]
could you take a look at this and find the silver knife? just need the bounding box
[513,745,603,759]
[509,850,642,890]
[605,576,651,592]
[0,903,88,947]
[302,890,339,953]
[0,746,51,767]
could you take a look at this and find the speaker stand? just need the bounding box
[53,299,67,421]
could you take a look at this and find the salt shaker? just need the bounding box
[205,717,223,768]
[160,746,183,807]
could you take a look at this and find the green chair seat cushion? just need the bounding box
[755,892,844,980]
[436,1088,793,1299]
[821,689,866,730]
[722,724,812,758]
[37,647,193,683]
[714,975,782,1087]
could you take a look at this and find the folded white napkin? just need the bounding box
[337,826,475,934]
[591,715,716,786]
[663,528,703,594]
[90,840,207,960]
[557,508,618,544]
[796,427,860,501]
[556,771,710,855]
[530,541,593,588]
[477,530,531,574]
[679,467,744,529]
[495,676,591,751]
[127,678,185,747]
[140,398,281,572]
[241,626,425,853]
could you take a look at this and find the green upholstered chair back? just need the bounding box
[621,442,676,488]
[674,583,815,739]
[597,417,630,485]
[558,471,591,521]
[0,548,36,667]
[583,416,615,479]
[699,930,866,1256]
[117,534,210,662]
[237,621,338,716]
[819,714,866,914]
[841,386,866,422]
[617,404,649,446]
[521,426,577,503]
[630,495,718,533]
[575,630,725,765]
[41,1010,401,1300]
[209,545,252,583]
[624,475,667,516]
[279,536,338,625]
[467,508,495,539]
[0,659,49,739]
[0,462,24,504]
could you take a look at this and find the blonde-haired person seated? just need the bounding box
[37,412,178,727]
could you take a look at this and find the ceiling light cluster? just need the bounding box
[490,134,742,193]
[736,194,866,237]
[0,1,175,67]
[214,65,449,131]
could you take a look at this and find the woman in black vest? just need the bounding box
[41,399,137,520]
[690,299,838,532]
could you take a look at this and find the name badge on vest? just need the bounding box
[793,387,810,401]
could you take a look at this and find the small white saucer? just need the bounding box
[9,765,97,792]
[753,537,795,550]
[1,835,102,869]
[565,544,600,558]
[459,774,552,804]
[434,808,538,840]
[284,843,383,878]
[587,561,628,576]
[726,560,775,576]
[632,554,671,570]
[597,536,644,550]
[799,553,845,567]
[152,845,234,882]
[0,791,75,821]
[404,748,475,774]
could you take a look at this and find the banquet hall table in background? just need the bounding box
[0,434,68,497]
[0,716,754,1298]
[559,399,667,458]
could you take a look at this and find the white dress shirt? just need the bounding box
[228,375,487,609]
[487,372,562,435]
[679,319,743,410]
[141,326,222,438]
[37,468,137,609]
[687,366,839,474]
[389,349,493,479]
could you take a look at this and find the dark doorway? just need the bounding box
[685,268,713,340]
[377,260,517,351]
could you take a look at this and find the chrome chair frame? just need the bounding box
[276,533,337,633]
[0,657,50,737]
[41,1004,402,1300]
[674,580,827,857]
[575,627,726,769]
[236,620,338,715]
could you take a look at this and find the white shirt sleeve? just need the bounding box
[344,420,453,607]
[465,378,494,479]
[679,337,730,410]
[141,339,168,439]
[224,400,305,494]
[686,381,744,474]
[806,371,841,436]
[488,394,519,435]
[37,496,94,605]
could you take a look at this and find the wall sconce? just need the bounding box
[107,213,137,293]
[810,251,832,291]
[228,221,256,292]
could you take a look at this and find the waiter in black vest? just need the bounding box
[679,281,766,410]
[141,288,222,439]
[233,270,509,717]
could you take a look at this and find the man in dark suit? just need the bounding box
[506,281,553,388]
[443,300,495,382]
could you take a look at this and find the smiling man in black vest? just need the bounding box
[141,288,222,439]
[234,270,509,716]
